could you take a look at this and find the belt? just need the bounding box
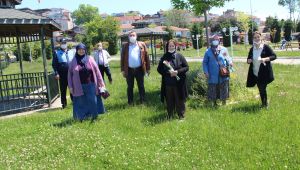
[128,66,142,71]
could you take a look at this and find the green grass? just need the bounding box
[0,61,299,169]
[152,44,300,58]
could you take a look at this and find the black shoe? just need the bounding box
[62,104,66,109]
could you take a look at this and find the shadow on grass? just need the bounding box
[52,118,75,128]
[231,103,261,114]
[142,112,169,126]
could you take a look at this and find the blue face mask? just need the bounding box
[212,40,219,46]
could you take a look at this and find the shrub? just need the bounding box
[186,69,208,108]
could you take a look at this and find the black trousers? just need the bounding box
[58,68,72,107]
[126,67,145,104]
[257,83,268,106]
[99,65,112,82]
[165,86,185,118]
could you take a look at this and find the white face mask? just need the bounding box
[98,47,103,50]
[61,44,67,49]
[168,48,176,53]
[129,36,137,44]
[212,40,219,46]
[253,40,260,45]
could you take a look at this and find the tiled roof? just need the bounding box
[120,27,168,37]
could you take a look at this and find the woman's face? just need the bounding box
[77,48,85,56]
[168,42,176,51]
[253,33,261,43]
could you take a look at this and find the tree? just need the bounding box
[190,23,204,49]
[248,21,258,45]
[164,9,190,28]
[72,4,100,26]
[283,19,293,41]
[171,0,232,47]
[296,21,300,32]
[270,18,281,43]
[164,26,174,41]
[236,11,250,44]
[264,16,274,32]
[278,0,298,21]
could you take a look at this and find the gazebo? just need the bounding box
[0,0,61,115]
[120,27,168,65]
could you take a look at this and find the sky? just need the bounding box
[18,0,294,21]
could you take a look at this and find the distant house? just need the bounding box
[115,15,143,25]
[120,24,134,33]
[155,26,190,38]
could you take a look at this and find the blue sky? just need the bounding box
[19,0,293,20]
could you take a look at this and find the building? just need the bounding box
[0,0,21,8]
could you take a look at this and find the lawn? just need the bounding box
[0,61,299,169]
[153,44,300,58]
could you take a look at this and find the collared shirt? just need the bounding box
[252,43,264,76]
[128,43,141,68]
[56,49,74,63]
[94,49,110,66]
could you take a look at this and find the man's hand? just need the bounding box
[55,74,60,80]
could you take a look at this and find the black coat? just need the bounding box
[246,44,277,87]
[157,52,189,103]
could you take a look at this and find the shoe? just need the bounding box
[62,104,66,109]
[109,79,112,84]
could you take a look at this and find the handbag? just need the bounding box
[213,49,230,77]
[219,66,230,77]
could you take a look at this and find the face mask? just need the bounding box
[98,47,103,50]
[212,40,219,46]
[168,48,176,53]
[61,44,67,49]
[253,40,260,45]
[129,36,137,43]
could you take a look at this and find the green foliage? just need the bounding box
[248,21,259,45]
[186,69,207,108]
[278,0,297,20]
[164,26,174,41]
[283,19,293,41]
[297,21,300,32]
[271,18,282,43]
[264,16,274,32]
[72,4,100,26]
[164,9,190,28]
[190,23,204,49]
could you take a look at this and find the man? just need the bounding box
[121,31,150,105]
[93,42,112,84]
[52,38,74,109]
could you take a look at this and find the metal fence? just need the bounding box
[0,72,59,115]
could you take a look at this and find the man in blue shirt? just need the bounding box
[52,38,74,109]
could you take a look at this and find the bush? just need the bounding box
[186,69,208,108]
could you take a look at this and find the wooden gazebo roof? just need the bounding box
[0,8,61,44]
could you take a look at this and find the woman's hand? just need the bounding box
[205,73,209,79]
[170,70,178,77]
[247,59,252,64]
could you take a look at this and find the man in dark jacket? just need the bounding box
[120,31,150,105]
[52,38,74,108]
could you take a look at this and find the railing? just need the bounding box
[0,72,59,115]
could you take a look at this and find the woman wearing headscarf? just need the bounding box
[202,35,232,106]
[68,43,106,121]
[246,31,276,108]
[157,39,189,120]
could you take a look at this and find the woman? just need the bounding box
[157,39,189,120]
[202,35,232,106]
[93,42,113,84]
[246,31,277,108]
[68,43,106,121]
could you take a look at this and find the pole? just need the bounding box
[196,36,199,57]
[204,10,209,48]
[230,29,233,57]
[40,26,51,107]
